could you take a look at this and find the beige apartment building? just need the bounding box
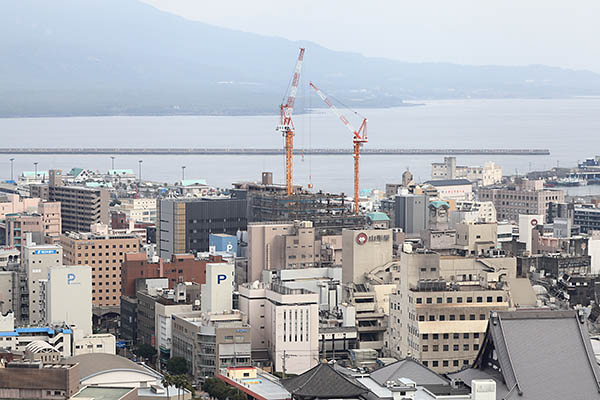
[118,198,157,223]
[61,231,142,308]
[478,179,564,222]
[431,157,502,186]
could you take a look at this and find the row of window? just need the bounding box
[422,359,470,368]
[418,313,487,322]
[422,343,480,352]
[423,332,479,340]
[77,243,136,250]
[416,295,503,304]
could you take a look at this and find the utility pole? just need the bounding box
[281,350,290,379]
[9,158,14,182]
[181,166,186,181]
[111,156,115,170]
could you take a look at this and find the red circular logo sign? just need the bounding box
[356,233,368,245]
[531,219,538,226]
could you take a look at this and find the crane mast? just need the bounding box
[309,82,367,214]
[277,48,305,195]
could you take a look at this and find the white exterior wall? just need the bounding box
[201,262,234,313]
[342,229,393,284]
[155,302,193,353]
[518,214,544,254]
[590,232,600,275]
[47,265,92,336]
[73,333,116,355]
[23,242,63,325]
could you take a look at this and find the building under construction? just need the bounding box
[249,191,365,235]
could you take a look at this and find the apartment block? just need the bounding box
[448,201,496,228]
[478,179,564,222]
[238,283,319,375]
[157,195,247,259]
[32,169,109,233]
[118,197,157,224]
[60,231,142,308]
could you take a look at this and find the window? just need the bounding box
[416,297,422,304]
[449,314,456,321]
[487,296,493,302]
[474,333,480,339]
[480,314,486,320]
[422,334,429,340]
[443,333,449,339]
[443,344,449,351]
[433,334,439,340]
[436,297,442,304]
[466,297,473,303]
[474,344,480,350]
[423,361,428,367]
[432,361,438,367]
[453,344,459,351]
[476,296,483,303]
[447,297,453,303]
[497,296,503,302]
[426,297,432,304]
[463,360,470,365]
[453,333,459,339]
[463,344,469,351]
[457,297,463,303]
[464,333,469,339]
[443,360,449,367]
[429,315,435,321]
[459,315,466,321]
[439,315,445,321]
[419,315,425,322]
[469,314,476,320]
[453,360,459,367]
[422,345,428,352]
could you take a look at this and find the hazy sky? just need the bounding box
[142,1,600,72]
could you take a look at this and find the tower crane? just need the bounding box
[309,82,367,214]
[277,48,305,196]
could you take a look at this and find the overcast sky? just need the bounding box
[141,0,600,72]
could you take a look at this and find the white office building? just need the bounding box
[201,261,234,314]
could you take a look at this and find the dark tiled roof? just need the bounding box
[281,363,368,399]
[370,358,448,387]
[469,310,600,400]
[423,179,472,186]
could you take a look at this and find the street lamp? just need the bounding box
[181,166,186,181]
[9,158,14,182]
[33,162,38,181]
[110,156,115,170]
[138,160,143,182]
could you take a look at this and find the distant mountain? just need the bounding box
[2,0,600,117]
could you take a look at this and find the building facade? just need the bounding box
[61,232,142,308]
[431,157,502,186]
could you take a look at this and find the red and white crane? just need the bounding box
[309,82,367,214]
[277,48,305,196]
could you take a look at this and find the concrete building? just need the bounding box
[247,221,323,282]
[209,233,238,255]
[422,201,457,253]
[0,195,61,247]
[448,200,496,228]
[0,361,80,400]
[44,265,93,336]
[478,179,564,222]
[157,195,247,259]
[61,231,142,308]
[431,157,502,186]
[202,261,234,314]
[574,204,600,233]
[155,298,193,363]
[31,170,109,233]
[423,179,474,201]
[118,197,157,224]
[23,239,63,325]
[171,311,251,382]
[238,283,319,375]
[390,193,428,234]
[518,214,545,254]
[342,228,393,285]
[121,253,212,297]
[455,223,498,256]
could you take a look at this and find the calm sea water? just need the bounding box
[1,98,599,195]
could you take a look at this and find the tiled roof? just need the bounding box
[281,363,368,398]
[466,310,600,400]
[370,358,448,387]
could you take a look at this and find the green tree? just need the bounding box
[173,374,193,400]
[161,373,174,399]
[166,356,189,375]
[135,343,156,360]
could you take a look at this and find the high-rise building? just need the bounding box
[32,169,109,233]
[60,231,142,308]
[157,195,248,259]
[341,228,393,284]
[23,239,63,325]
[391,193,428,234]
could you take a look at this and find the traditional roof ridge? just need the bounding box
[281,363,368,398]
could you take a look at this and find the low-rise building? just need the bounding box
[171,311,251,382]
[431,157,502,186]
[0,361,80,399]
